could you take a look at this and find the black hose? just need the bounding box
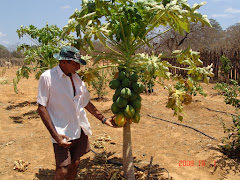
[147,114,217,140]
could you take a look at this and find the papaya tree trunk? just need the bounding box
[123,120,135,180]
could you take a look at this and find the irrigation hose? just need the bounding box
[147,114,217,140]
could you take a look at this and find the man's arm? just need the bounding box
[37,104,72,148]
[84,101,115,127]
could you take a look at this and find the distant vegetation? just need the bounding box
[0,44,23,59]
[146,20,240,54]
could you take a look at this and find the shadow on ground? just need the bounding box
[34,151,169,180]
[6,101,37,110]
[6,101,39,123]
[208,146,240,179]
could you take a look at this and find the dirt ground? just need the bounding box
[0,67,240,180]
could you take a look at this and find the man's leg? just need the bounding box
[54,166,68,180]
[53,143,71,180]
[66,159,80,180]
[64,130,89,180]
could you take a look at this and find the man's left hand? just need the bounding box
[104,115,117,127]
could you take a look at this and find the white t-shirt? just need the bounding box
[37,65,92,143]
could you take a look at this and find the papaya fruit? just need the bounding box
[121,78,130,87]
[124,105,135,118]
[113,93,119,102]
[130,73,139,82]
[115,87,122,96]
[121,87,132,99]
[132,82,145,93]
[111,101,121,114]
[133,111,140,123]
[117,71,126,81]
[130,99,141,111]
[109,79,120,89]
[136,93,142,101]
[129,92,137,101]
[115,111,126,127]
[116,96,128,108]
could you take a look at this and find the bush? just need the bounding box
[219,55,231,83]
[0,45,11,58]
[214,79,240,108]
[214,79,240,158]
[90,69,111,100]
[221,115,240,158]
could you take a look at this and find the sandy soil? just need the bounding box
[0,67,239,180]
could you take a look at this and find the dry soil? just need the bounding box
[0,67,239,180]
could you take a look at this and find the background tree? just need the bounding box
[209,18,222,31]
[151,18,224,53]
[0,45,11,58]
[62,0,213,179]
[186,18,224,50]
[8,44,24,58]
[14,23,75,93]
[223,22,240,49]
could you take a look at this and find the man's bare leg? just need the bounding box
[54,166,68,180]
[66,159,80,180]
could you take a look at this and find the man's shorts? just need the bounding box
[53,130,90,167]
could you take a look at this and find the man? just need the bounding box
[37,46,114,180]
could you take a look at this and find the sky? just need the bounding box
[0,0,240,49]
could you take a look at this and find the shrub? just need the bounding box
[219,55,231,83]
[90,69,111,100]
[214,79,240,108]
[214,79,240,158]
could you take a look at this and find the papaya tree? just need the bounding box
[62,0,213,179]
[14,23,75,93]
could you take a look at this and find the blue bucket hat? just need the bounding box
[53,46,86,65]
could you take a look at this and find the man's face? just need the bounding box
[61,60,80,74]
[70,60,80,72]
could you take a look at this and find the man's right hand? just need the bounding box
[56,134,72,148]
[38,105,72,148]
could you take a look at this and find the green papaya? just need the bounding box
[132,82,145,93]
[121,78,130,87]
[109,79,120,89]
[130,73,139,82]
[115,87,122,96]
[116,96,128,108]
[117,71,126,81]
[129,92,137,101]
[136,94,142,101]
[130,99,141,111]
[111,101,121,114]
[121,88,132,99]
[113,93,119,102]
